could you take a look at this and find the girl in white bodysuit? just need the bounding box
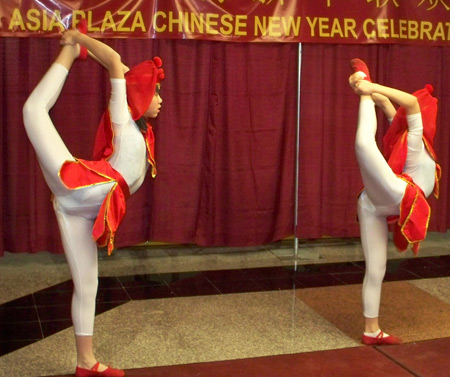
[22,30,163,377]
[349,59,439,347]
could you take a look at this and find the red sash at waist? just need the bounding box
[59,159,130,255]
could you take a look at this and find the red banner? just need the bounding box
[2,0,450,45]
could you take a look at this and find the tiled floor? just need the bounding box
[0,233,449,377]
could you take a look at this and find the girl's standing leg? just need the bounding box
[53,204,100,370]
[357,194,388,333]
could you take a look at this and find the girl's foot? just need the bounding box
[75,361,125,377]
[362,329,402,345]
[350,58,372,82]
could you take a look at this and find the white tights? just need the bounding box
[356,98,408,318]
[23,64,112,335]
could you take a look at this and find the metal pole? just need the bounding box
[294,43,302,263]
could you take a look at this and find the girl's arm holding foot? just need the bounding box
[60,30,124,79]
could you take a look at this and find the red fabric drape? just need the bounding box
[0,38,297,255]
[1,38,449,256]
[296,44,450,239]
[152,42,298,246]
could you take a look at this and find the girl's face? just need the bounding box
[144,84,162,119]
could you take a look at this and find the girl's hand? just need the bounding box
[354,80,375,96]
[60,30,80,46]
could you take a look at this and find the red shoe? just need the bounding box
[76,19,88,60]
[362,331,402,346]
[75,362,125,377]
[350,58,372,82]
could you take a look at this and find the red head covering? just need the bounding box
[125,57,165,120]
[93,57,165,172]
[383,84,438,172]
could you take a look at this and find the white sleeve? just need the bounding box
[109,78,130,125]
[404,113,436,196]
[406,113,424,152]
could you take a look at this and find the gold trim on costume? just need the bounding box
[58,159,117,190]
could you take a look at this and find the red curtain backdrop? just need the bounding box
[1,38,449,256]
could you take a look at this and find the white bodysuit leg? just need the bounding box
[23,63,112,335]
[54,203,98,335]
[355,98,406,318]
[23,64,75,196]
[355,98,407,207]
[358,198,388,317]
